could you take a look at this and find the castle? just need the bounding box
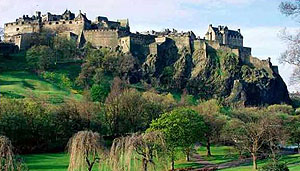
[3,10,278,73]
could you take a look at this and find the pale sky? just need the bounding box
[0,0,299,91]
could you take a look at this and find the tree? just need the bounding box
[148,108,206,170]
[279,1,300,85]
[192,99,227,156]
[222,108,287,170]
[90,82,111,102]
[288,116,300,153]
[0,27,4,42]
[26,45,55,71]
[53,36,78,62]
[109,131,167,171]
[67,131,104,171]
[0,136,14,170]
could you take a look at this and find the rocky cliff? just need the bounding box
[134,41,291,106]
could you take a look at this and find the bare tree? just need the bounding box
[0,136,15,171]
[280,0,300,18]
[0,28,4,42]
[108,132,168,171]
[279,1,300,85]
[67,131,105,171]
[222,109,287,170]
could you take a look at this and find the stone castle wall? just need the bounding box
[83,29,120,49]
[42,20,86,35]
[4,21,40,42]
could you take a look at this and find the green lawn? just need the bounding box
[0,71,82,103]
[222,154,300,171]
[198,146,239,164]
[23,153,69,171]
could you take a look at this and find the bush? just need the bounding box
[260,161,289,171]
[267,104,294,115]
[0,98,107,153]
[90,83,110,102]
[40,71,73,89]
[26,45,55,71]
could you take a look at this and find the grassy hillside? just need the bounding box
[0,52,82,103]
[0,71,82,103]
[21,148,300,171]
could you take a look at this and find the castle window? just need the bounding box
[63,21,66,24]
[56,22,59,24]
[28,22,31,24]
[16,28,19,31]
[11,23,14,25]
[69,21,72,24]
[49,22,52,25]
[21,22,24,25]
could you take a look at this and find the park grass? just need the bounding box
[22,150,200,171]
[197,145,239,164]
[23,153,69,171]
[21,151,300,171]
[0,71,82,103]
[221,153,300,171]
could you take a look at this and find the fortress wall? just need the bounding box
[149,43,158,55]
[129,34,156,57]
[119,36,131,53]
[4,21,40,42]
[249,56,274,74]
[42,21,85,35]
[83,29,119,48]
[227,36,243,47]
[167,35,191,52]
[192,39,206,51]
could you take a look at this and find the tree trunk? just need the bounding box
[171,160,175,171]
[206,138,212,156]
[251,153,257,170]
[186,152,190,162]
[142,158,148,171]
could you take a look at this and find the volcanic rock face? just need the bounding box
[136,42,291,106]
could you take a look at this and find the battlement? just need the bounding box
[83,28,119,32]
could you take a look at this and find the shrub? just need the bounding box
[26,45,55,71]
[41,71,73,89]
[260,161,289,171]
[0,98,107,153]
[90,83,110,102]
[267,104,294,115]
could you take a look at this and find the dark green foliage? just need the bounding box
[148,108,206,169]
[26,45,55,71]
[90,83,110,102]
[261,161,289,171]
[40,71,73,89]
[53,36,78,62]
[0,98,107,154]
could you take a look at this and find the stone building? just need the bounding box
[4,10,130,50]
[205,24,243,47]
[4,10,274,69]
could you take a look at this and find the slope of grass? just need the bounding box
[0,71,82,103]
[23,153,69,171]
[197,146,239,164]
[221,154,300,171]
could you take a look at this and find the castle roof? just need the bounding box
[211,26,243,38]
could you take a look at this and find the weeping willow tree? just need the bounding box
[0,136,15,171]
[107,131,168,171]
[67,131,105,171]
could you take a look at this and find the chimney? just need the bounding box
[79,10,82,14]
[218,25,222,30]
[238,29,241,33]
[36,11,41,18]
[209,24,212,27]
